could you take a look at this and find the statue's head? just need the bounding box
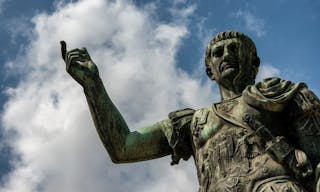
[205,31,260,92]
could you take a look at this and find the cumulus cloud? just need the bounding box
[234,10,266,37]
[1,0,216,191]
[168,3,196,24]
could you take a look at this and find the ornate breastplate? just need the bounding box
[191,97,289,192]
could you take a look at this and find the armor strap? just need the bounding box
[243,113,313,182]
[243,113,294,162]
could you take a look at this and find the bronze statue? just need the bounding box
[61,31,320,192]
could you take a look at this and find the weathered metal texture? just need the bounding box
[62,31,320,191]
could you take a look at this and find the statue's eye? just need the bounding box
[228,44,237,53]
[212,47,223,57]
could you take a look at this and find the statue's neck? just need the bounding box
[219,85,243,101]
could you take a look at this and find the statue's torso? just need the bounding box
[190,96,306,192]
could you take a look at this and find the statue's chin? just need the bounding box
[219,67,253,93]
[220,67,238,81]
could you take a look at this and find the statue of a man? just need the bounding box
[61,31,320,191]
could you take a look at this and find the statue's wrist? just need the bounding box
[83,74,103,91]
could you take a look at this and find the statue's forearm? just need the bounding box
[62,46,172,163]
[83,77,131,162]
[83,77,171,163]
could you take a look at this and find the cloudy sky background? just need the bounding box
[0,0,319,191]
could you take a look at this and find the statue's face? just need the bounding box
[207,38,253,88]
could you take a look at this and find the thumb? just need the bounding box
[60,40,67,61]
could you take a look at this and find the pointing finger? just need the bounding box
[60,40,67,61]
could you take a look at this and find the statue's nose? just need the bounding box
[223,47,233,61]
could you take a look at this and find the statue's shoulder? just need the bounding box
[167,107,195,141]
[192,106,213,123]
[169,106,215,128]
[243,77,307,112]
[168,108,195,121]
[254,76,305,91]
[168,108,195,131]
[167,108,195,165]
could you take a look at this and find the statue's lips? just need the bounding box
[220,62,238,72]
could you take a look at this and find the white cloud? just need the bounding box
[256,63,281,82]
[235,10,266,37]
[169,4,196,20]
[1,0,215,191]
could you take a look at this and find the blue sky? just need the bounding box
[0,0,319,191]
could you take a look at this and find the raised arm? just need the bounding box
[60,41,172,163]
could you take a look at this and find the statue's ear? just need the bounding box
[206,67,215,80]
[253,55,260,68]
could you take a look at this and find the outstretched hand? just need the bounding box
[60,41,99,87]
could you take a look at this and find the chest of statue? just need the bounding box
[191,96,284,148]
[190,96,290,192]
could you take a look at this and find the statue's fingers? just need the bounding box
[60,41,67,61]
[66,48,81,56]
[68,52,87,64]
[66,54,83,71]
[79,47,91,59]
[66,51,79,59]
[80,47,87,51]
[68,54,84,65]
[66,50,81,63]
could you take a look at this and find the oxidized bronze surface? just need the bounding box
[61,31,320,191]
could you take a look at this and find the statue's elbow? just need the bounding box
[110,156,121,164]
[109,150,126,164]
[105,143,131,164]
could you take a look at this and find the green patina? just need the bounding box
[61,31,320,192]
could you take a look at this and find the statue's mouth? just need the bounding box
[220,62,238,72]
